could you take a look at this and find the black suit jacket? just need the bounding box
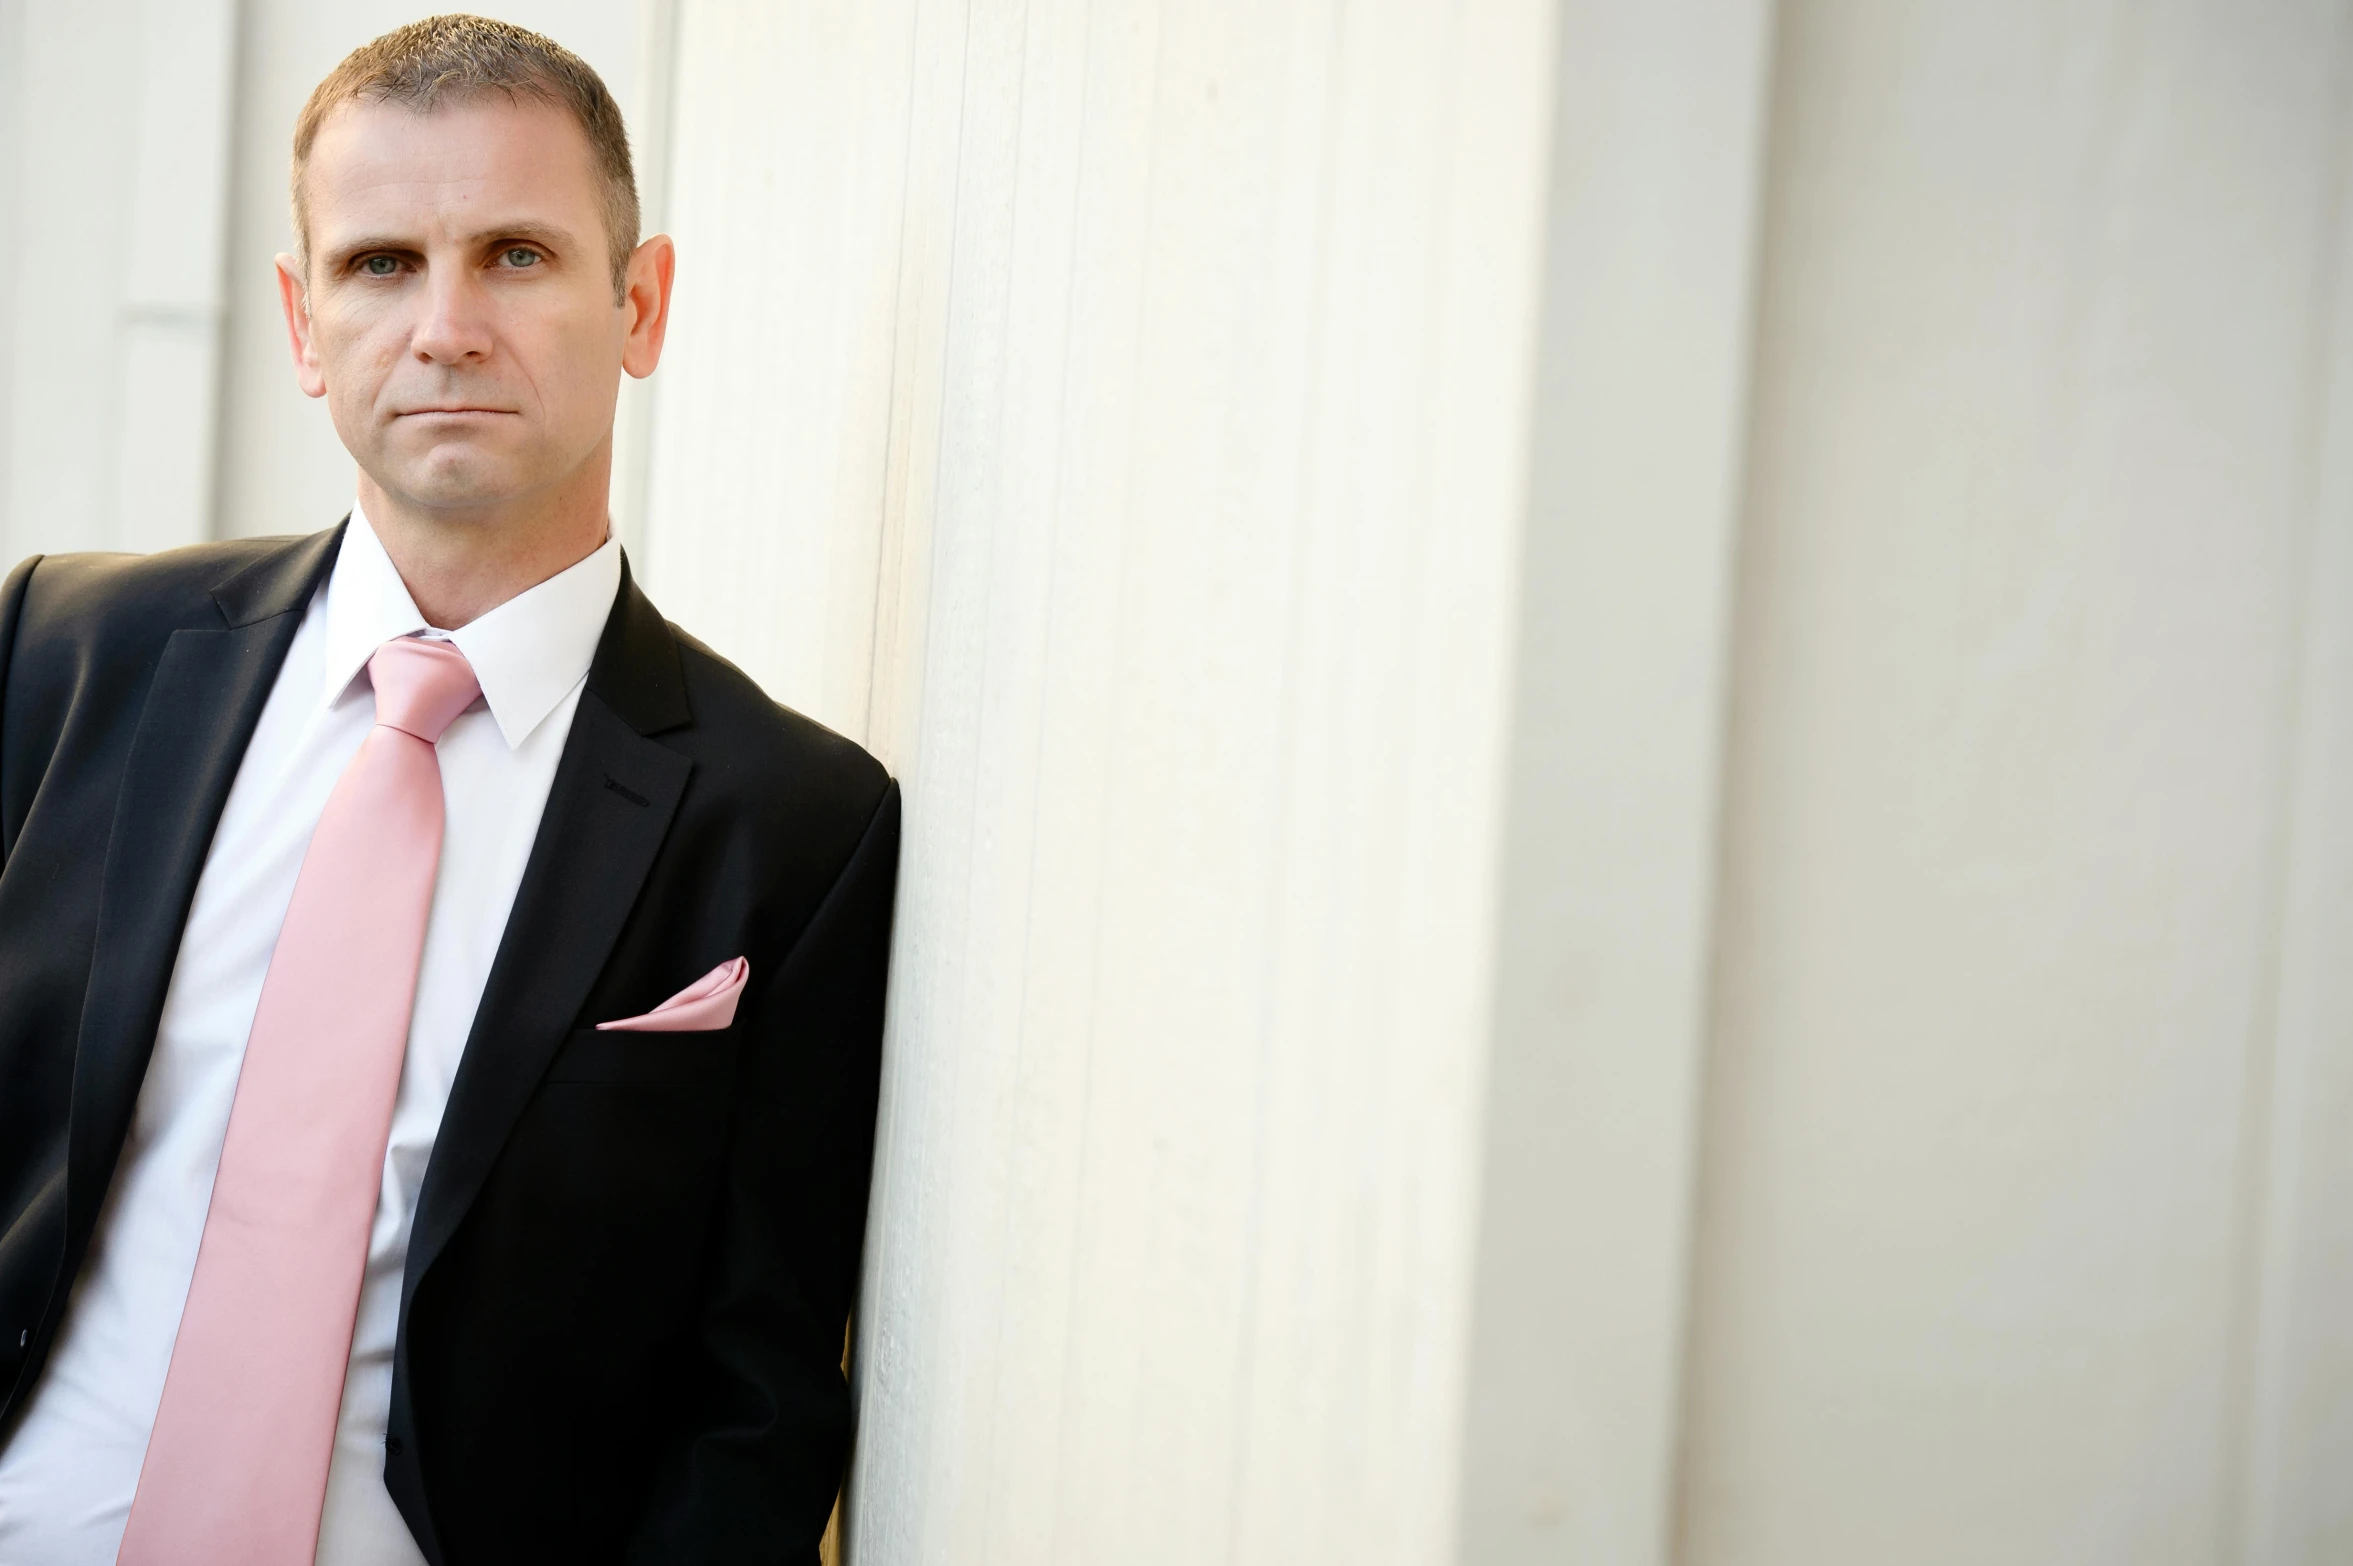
[0,526,898,1563]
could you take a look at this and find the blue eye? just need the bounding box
[503,248,540,268]
[362,255,398,277]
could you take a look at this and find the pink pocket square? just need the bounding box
[596,957,749,1033]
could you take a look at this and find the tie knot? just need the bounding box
[367,637,480,744]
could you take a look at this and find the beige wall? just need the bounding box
[1680,5,2353,1562]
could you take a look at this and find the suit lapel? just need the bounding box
[64,528,343,1255]
[402,562,692,1298]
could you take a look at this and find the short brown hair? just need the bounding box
[291,15,639,298]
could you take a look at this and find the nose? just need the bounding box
[410,267,493,365]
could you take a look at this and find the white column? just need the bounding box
[1453,3,1772,1564]
[635,0,936,737]
[2239,115,2353,1563]
[644,2,1557,1560]
[0,0,233,558]
[0,0,233,559]
[114,0,238,554]
[606,0,680,565]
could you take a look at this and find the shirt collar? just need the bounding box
[321,503,623,750]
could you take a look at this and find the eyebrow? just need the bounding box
[325,221,580,265]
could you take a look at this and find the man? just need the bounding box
[0,16,896,1564]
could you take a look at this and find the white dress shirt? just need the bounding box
[0,508,621,1566]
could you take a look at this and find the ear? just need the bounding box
[275,253,327,399]
[621,234,676,380]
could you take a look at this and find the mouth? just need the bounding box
[397,406,518,417]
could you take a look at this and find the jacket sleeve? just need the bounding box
[626,780,902,1564]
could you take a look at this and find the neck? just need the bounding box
[357,445,613,630]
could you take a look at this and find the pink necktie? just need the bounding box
[118,637,480,1566]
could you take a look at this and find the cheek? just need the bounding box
[526,316,628,410]
[315,309,403,393]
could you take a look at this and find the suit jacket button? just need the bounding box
[386,1435,405,1456]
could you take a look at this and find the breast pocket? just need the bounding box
[499,1027,742,1323]
[543,1025,743,1085]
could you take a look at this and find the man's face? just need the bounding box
[281,96,650,515]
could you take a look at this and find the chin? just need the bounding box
[386,453,535,512]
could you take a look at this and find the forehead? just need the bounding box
[303,94,601,239]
